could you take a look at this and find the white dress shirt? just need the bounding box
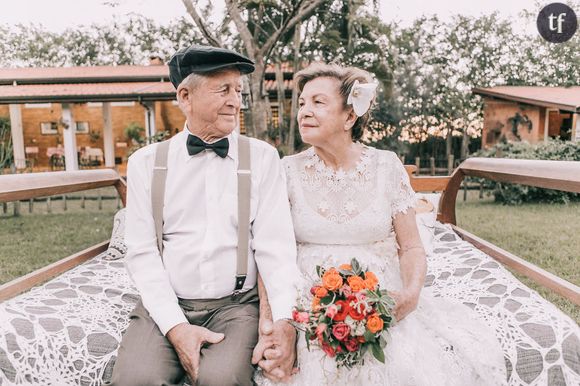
[124,128,300,335]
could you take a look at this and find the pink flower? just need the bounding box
[292,310,309,323]
[315,323,328,336]
[325,305,338,319]
[340,284,352,297]
[332,323,351,341]
[321,342,336,357]
[344,337,360,352]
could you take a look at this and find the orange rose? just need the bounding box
[339,264,352,271]
[311,296,321,311]
[366,314,384,333]
[315,286,329,298]
[347,276,366,292]
[322,268,343,291]
[364,271,379,290]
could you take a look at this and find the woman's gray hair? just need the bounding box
[294,62,375,141]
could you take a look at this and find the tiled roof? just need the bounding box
[0,82,176,104]
[473,86,580,112]
[0,65,170,85]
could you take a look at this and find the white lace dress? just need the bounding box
[256,146,507,386]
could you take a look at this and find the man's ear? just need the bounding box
[177,86,191,109]
[344,108,358,131]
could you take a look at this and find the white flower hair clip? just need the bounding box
[347,80,378,117]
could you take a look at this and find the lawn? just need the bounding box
[0,187,119,284]
[456,190,579,324]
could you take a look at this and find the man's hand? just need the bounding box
[252,319,297,383]
[166,323,224,382]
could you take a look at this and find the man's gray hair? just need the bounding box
[178,72,206,93]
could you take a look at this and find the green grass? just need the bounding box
[0,188,119,285]
[456,190,580,324]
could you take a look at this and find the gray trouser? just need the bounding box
[108,287,259,386]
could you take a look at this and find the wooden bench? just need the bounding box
[0,158,578,385]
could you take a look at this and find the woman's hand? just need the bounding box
[389,290,419,321]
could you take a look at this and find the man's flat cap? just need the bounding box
[169,45,255,88]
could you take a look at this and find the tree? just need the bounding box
[181,0,326,137]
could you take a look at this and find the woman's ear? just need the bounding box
[344,108,358,131]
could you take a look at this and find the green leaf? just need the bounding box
[351,258,361,274]
[363,330,376,342]
[378,335,387,348]
[320,293,334,305]
[315,265,323,278]
[371,342,385,363]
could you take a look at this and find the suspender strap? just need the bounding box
[152,139,171,256]
[151,134,252,295]
[235,135,251,293]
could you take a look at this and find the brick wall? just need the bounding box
[0,101,190,168]
[482,99,542,148]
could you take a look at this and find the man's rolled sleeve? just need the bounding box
[251,146,300,321]
[124,149,187,335]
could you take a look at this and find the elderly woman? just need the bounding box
[256,63,507,385]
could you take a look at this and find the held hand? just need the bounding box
[389,290,419,322]
[252,319,297,383]
[166,323,224,383]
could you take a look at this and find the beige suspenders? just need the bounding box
[151,135,252,294]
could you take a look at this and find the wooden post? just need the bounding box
[63,195,67,211]
[98,193,102,210]
[81,193,85,209]
[479,180,484,199]
[414,157,420,176]
[47,197,52,213]
[13,201,20,217]
[28,198,33,213]
[102,102,115,167]
[2,202,6,214]
[447,155,454,175]
[61,103,79,171]
[463,181,467,201]
[8,104,26,170]
[430,157,435,176]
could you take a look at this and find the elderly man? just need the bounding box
[109,45,299,386]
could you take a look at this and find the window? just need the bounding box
[111,101,135,107]
[239,111,246,134]
[76,122,90,133]
[40,122,58,135]
[25,103,52,109]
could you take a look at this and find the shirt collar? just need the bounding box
[181,123,238,162]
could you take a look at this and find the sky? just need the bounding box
[0,0,553,35]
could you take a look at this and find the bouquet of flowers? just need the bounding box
[292,258,395,368]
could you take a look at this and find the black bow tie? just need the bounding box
[186,135,229,158]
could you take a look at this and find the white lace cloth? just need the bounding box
[256,146,508,386]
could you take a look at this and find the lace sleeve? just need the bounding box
[388,153,417,217]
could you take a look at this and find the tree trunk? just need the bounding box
[445,127,452,158]
[461,128,469,160]
[249,60,268,139]
[287,23,302,154]
[275,61,286,143]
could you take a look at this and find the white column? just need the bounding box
[573,113,579,142]
[143,102,156,140]
[8,104,26,169]
[102,102,115,167]
[61,103,78,171]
